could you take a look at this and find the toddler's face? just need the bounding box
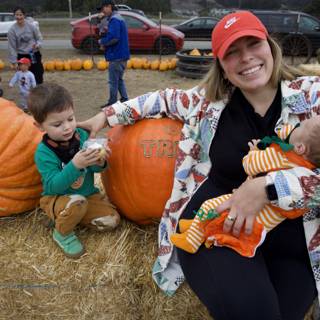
[37,107,76,141]
[19,63,29,72]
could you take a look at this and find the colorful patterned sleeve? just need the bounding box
[267,168,320,210]
[103,87,202,126]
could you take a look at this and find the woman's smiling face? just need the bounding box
[219,36,274,94]
[14,9,25,25]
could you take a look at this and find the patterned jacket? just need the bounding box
[104,76,320,300]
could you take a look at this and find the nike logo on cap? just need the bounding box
[224,17,239,29]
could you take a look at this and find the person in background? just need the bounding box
[8,6,44,84]
[9,57,36,112]
[28,83,120,258]
[97,0,130,108]
[78,11,320,320]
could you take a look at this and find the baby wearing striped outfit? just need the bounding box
[171,115,320,257]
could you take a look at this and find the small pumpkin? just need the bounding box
[55,60,64,71]
[63,60,71,71]
[127,59,133,69]
[0,99,42,216]
[159,60,169,71]
[45,61,55,71]
[150,59,160,70]
[132,58,143,69]
[97,59,108,70]
[170,58,178,69]
[142,60,151,69]
[189,48,201,56]
[83,59,94,70]
[71,59,82,71]
[101,118,183,225]
[0,59,5,70]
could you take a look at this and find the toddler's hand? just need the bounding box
[248,139,260,151]
[10,63,18,70]
[72,148,101,169]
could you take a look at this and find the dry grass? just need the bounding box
[0,204,210,320]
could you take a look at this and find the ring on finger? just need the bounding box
[227,215,236,222]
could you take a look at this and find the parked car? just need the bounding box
[71,11,184,54]
[251,10,320,63]
[115,4,145,17]
[0,12,39,38]
[171,16,219,39]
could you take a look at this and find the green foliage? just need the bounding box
[126,0,171,14]
[304,0,320,17]
[215,0,281,9]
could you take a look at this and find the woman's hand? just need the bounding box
[216,176,269,237]
[77,112,107,138]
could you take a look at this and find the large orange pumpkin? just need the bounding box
[101,118,183,225]
[0,99,42,216]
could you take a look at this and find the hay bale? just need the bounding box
[0,207,210,319]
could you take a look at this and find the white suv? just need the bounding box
[115,4,145,16]
[0,12,39,38]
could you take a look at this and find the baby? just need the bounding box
[171,115,320,257]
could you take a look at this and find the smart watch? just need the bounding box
[265,175,278,202]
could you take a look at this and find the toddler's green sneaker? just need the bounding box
[53,229,84,258]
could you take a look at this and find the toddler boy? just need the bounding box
[9,57,36,111]
[28,83,120,258]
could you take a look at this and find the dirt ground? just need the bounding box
[0,49,198,123]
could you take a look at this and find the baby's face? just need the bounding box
[37,107,76,141]
[290,115,320,145]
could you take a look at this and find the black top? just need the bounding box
[208,86,282,196]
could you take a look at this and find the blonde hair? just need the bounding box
[198,36,304,102]
[305,121,320,167]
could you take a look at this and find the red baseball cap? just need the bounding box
[212,11,268,59]
[17,57,31,65]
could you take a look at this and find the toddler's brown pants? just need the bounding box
[40,193,120,235]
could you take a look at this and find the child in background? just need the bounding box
[28,83,120,258]
[171,116,320,257]
[9,57,36,111]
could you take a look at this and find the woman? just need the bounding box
[79,11,320,319]
[8,7,44,84]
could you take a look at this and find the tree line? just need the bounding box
[0,0,171,15]
[0,0,318,16]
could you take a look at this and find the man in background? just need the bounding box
[97,0,130,108]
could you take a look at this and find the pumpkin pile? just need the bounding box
[0,99,42,216]
[101,118,182,225]
[127,57,178,71]
[189,48,213,57]
[43,57,177,72]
